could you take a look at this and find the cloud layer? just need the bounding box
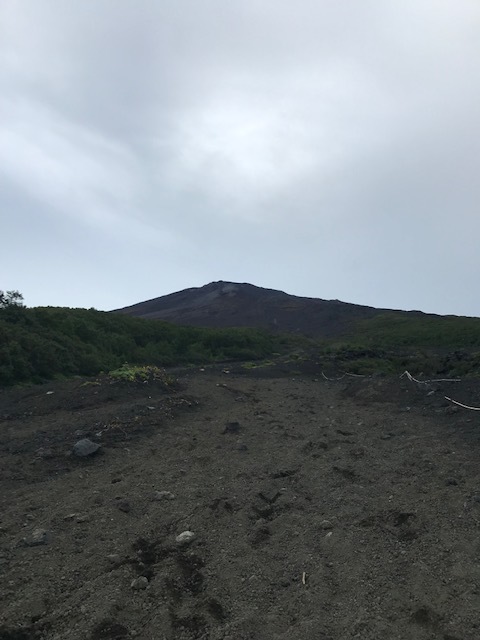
[1,1,480,314]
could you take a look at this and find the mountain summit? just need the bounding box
[113,281,406,337]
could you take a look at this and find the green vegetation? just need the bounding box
[108,364,175,385]
[352,312,480,349]
[2,294,480,387]
[0,306,289,386]
[314,312,480,377]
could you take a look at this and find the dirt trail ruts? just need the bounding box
[1,368,480,639]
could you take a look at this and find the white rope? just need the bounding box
[445,396,480,411]
[323,369,479,411]
[400,371,461,384]
[321,372,367,381]
[401,371,477,411]
[321,372,346,381]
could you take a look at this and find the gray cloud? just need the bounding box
[1,1,480,314]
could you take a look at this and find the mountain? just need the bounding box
[113,281,422,338]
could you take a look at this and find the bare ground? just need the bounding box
[1,363,480,639]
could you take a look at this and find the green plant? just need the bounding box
[108,364,175,385]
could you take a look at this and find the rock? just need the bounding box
[445,478,458,486]
[131,576,149,590]
[320,520,333,530]
[223,421,240,434]
[236,443,248,451]
[72,438,101,457]
[63,513,77,521]
[22,528,50,546]
[175,530,196,546]
[152,491,175,501]
[116,499,131,513]
[107,553,122,566]
[76,515,91,523]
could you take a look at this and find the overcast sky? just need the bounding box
[1,1,480,316]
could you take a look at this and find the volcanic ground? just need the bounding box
[1,361,480,639]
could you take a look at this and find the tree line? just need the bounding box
[0,302,286,386]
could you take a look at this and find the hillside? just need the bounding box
[0,306,286,386]
[114,281,406,338]
[3,282,480,387]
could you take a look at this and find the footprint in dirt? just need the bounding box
[90,620,130,639]
[129,535,229,637]
[359,510,420,541]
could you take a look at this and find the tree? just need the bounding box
[0,290,24,308]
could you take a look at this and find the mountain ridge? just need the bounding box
[113,280,428,338]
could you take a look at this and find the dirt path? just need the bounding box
[1,368,480,639]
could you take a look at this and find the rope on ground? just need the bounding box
[321,372,367,381]
[445,396,480,411]
[321,372,346,381]
[400,371,461,384]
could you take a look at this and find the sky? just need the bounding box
[1,1,480,316]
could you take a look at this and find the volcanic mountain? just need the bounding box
[113,281,418,338]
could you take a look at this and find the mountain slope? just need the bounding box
[113,281,422,338]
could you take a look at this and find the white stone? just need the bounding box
[175,530,196,545]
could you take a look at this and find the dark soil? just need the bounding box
[1,363,480,639]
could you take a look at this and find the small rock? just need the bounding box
[175,530,196,546]
[236,443,248,451]
[320,520,333,530]
[63,513,77,521]
[223,421,240,434]
[72,438,101,457]
[116,499,131,513]
[22,528,50,546]
[152,490,175,501]
[131,576,149,590]
[46,391,54,395]
[445,478,458,486]
[76,515,91,523]
[106,553,122,566]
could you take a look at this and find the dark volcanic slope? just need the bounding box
[114,281,407,338]
[2,367,480,639]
